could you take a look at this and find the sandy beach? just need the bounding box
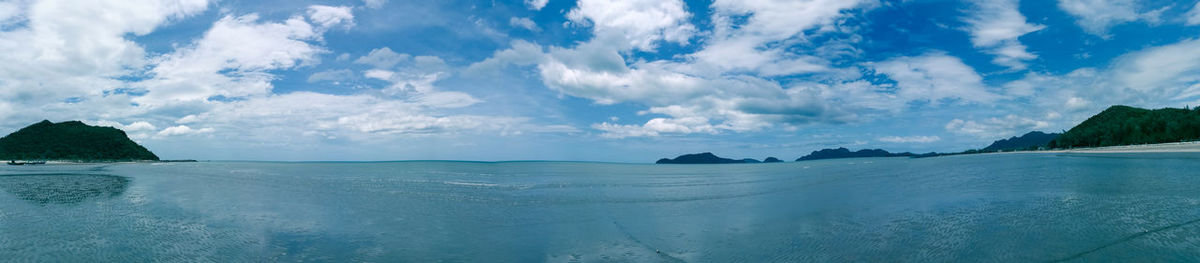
[1051,141,1200,153]
[991,141,1200,155]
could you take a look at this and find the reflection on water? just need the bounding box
[0,173,129,205]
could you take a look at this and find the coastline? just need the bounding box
[3,160,196,166]
[996,141,1200,155]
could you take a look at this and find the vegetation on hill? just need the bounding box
[0,120,159,161]
[982,131,1060,152]
[1049,105,1200,148]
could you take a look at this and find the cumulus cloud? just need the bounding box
[873,53,1000,104]
[136,13,326,106]
[354,48,479,108]
[525,0,548,11]
[88,120,158,140]
[355,47,410,69]
[963,0,1044,70]
[157,125,215,137]
[689,0,873,76]
[474,1,901,139]
[1057,0,1164,37]
[1113,38,1200,98]
[0,0,576,160]
[179,92,531,142]
[567,0,696,51]
[878,135,941,143]
[307,5,354,31]
[0,0,210,122]
[592,117,717,139]
[509,17,539,32]
[946,115,1050,139]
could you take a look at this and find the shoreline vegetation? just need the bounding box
[657,105,1200,164]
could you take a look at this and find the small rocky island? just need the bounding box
[657,152,763,164]
[656,153,786,164]
[0,120,159,161]
[795,148,919,161]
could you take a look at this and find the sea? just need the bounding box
[3,153,1200,262]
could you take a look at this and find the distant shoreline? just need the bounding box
[994,141,1200,155]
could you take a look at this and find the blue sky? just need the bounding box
[2,0,1200,162]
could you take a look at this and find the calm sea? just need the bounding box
[3,153,1200,261]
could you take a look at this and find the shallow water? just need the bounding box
[3,154,1200,261]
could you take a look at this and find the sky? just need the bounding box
[1,0,1200,162]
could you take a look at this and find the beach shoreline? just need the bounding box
[995,141,1200,154]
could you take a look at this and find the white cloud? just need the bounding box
[878,135,941,143]
[355,47,410,69]
[0,0,210,115]
[0,1,22,26]
[180,92,530,142]
[1113,38,1200,98]
[465,40,546,74]
[525,0,548,10]
[473,2,897,139]
[1057,0,1161,37]
[363,0,387,9]
[0,1,573,160]
[708,0,870,41]
[356,48,480,108]
[567,0,696,51]
[509,17,539,32]
[1188,2,1200,26]
[306,5,354,31]
[307,69,356,83]
[89,120,157,133]
[946,115,1050,139]
[689,0,872,76]
[157,125,215,137]
[136,13,326,106]
[592,117,717,138]
[873,53,1000,104]
[963,0,1044,70]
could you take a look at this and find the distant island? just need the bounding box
[1050,105,1200,148]
[0,120,160,161]
[763,157,783,163]
[795,148,923,161]
[656,152,771,164]
[982,131,1060,152]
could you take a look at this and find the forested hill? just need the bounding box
[1049,105,1200,148]
[982,131,1059,152]
[795,148,918,161]
[0,120,159,161]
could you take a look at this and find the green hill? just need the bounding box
[0,120,159,161]
[1049,105,1200,148]
[981,131,1059,152]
